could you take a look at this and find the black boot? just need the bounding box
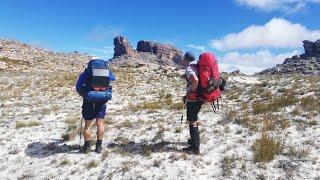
[183,124,200,155]
[191,125,200,155]
[95,140,102,153]
[82,141,91,154]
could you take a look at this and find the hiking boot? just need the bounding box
[95,145,102,153]
[82,141,91,154]
[182,146,200,155]
[95,140,102,153]
[184,124,200,155]
[82,145,91,154]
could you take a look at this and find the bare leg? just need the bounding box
[83,120,92,141]
[96,118,105,140]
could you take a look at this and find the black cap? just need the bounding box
[184,51,195,61]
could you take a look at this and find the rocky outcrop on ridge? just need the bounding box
[113,36,139,58]
[258,40,320,75]
[137,40,183,64]
[111,36,183,67]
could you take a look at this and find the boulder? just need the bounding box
[113,36,138,58]
[303,40,320,57]
[303,40,315,57]
[137,40,155,53]
[230,69,241,76]
[137,40,183,64]
[153,43,183,64]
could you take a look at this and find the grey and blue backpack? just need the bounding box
[85,59,110,89]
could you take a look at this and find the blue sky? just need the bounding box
[1,0,320,74]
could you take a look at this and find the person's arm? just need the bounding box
[190,74,199,92]
[76,72,88,95]
[109,70,116,81]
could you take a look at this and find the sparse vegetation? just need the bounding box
[221,155,238,176]
[289,144,313,158]
[61,116,81,141]
[153,159,162,167]
[86,160,98,169]
[142,146,153,157]
[114,136,130,144]
[252,93,298,114]
[253,133,284,163]
[111,147,129,157]
[101,150,109,161]
[18,171,34,180]
[16,120,41,129]
[59,159,71,166]
[121,161,138,173]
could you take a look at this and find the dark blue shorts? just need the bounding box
[82,101,107,120]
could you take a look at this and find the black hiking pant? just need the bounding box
[186,101,203,151]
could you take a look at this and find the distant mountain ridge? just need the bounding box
[0,39,92,72]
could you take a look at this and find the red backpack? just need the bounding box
[198,52,221,102]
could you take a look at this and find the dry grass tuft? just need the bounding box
[16,120,41,129]
[142,145,153,157]
[86,160,98,169]
[153,159,162,167]
[289,144,313,158]
[252,133,284,163]
[61,116,81,141]
[59,159,71,166]
[221,155,238,176]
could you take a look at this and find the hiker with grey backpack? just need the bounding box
[76,59,116,153]
[181,51,226,155]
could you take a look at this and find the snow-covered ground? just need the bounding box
[0,67,319,179]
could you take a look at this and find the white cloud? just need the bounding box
[187,44,206,52]
[236,0,320,12]
[211,18,320,51]
[219,49,299,74]
[86,26,123,42]
[82,46,114,59]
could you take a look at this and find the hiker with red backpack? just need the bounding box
[76,59,116,153]
[182,51,225,155]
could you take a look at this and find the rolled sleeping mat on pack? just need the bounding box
[86,91,112,102]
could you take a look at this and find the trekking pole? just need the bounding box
[178,100,187,142]
[211,102,217,113]
[79,117,83,150]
